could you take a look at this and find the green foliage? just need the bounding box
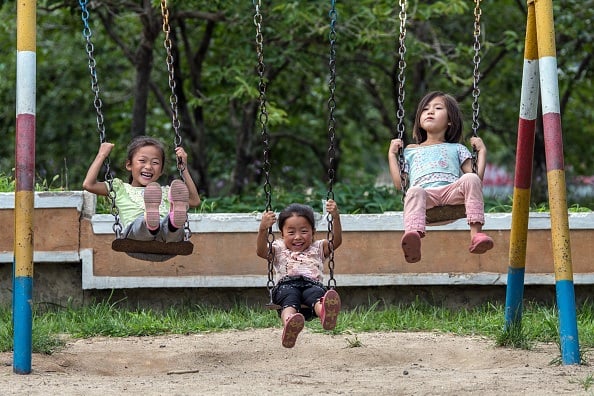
[0,1,592,206]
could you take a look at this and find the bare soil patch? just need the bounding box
[1,329,591,395]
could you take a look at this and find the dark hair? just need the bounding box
[412,91,463,144]
[277,203,316,232]
[125,136,166,183]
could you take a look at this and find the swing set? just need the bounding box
[253,0,339,309]
[79,0,193,261]
[395,0,483,225]
[11,0,582,377]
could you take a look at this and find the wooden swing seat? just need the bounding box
[266,302,309,310]
[112,238,193,262]
[426,204,466,225]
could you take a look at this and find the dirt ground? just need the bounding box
[1,329,592,395]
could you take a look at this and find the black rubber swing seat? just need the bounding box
[112,238,193,261]
[425,204,466,225]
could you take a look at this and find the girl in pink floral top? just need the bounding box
[257,201,342,348]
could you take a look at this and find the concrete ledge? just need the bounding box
[0,251,83,264]
[3,191,594,290]
[89,211,594,234]
[0,191,84,210]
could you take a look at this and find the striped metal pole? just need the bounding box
[14,0,36,374]
[504,1,538,329]
[534,0,580,365]
[505,0,539,330]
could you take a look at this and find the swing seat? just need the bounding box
[112,238,193,262]
[266,302,311,310]
[426,204,466,225]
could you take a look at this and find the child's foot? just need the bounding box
[168,179,189,229]
[144,182,162,232]
[319,289,341,330]
[401,231,422,263]
[469,233,494,254]
[282,313,305,348]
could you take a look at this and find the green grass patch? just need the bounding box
[3,299,594,356]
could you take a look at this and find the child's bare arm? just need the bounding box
[388,139,405,191]
[82,142,113,196]
[257,211,276,258]
[324,199,342,255]
[175,147,201,208]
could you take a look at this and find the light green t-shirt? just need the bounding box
[107,178,170,228]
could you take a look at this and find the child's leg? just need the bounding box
[403,186,427,234]
[457,173,486,235]
[448,173,494,253]
[159,216,185,242]
[280,306,298,324]
[401,186,427,263]
[281,307,304,348]
[314,289,341,330]
[123,217,157,241]
[274,282,306,348]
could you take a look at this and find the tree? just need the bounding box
[1,0,592,207]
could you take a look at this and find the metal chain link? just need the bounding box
[326,0,338,289]
[161,0,191,240]
[471,0,482,174]
[396,0,409,198]
[253,0,276,296]
[79,0,123,238]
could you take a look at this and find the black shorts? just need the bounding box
[272,276,327,320]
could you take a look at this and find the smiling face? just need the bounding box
[125,145,164,187]
[280,214,315,252]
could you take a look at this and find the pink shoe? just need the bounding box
[168,179,189,229]
[401,231,422,263]
[469,233,494,254]
[319,289,341,330]
[144,182,162,231]
[282,313,305,348]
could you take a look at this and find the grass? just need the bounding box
[3,299,594,359]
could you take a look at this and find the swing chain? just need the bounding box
[396,0,409,198]
[471,0,482,174]
[161,1,184,173]
[253,0,276,293]
[326,0,338,289]
[161,0,191,240]
[79,0,122,238]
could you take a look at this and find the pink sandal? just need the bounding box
[401,231,422,263]
[282,313,305,348]
[469,233,494,254]
[168,179,189,229]
[144,182,162,231]
[319,289,341,330]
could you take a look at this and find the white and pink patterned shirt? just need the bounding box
[272,239,326,283]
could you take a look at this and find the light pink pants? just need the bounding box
[403,172,485,234]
